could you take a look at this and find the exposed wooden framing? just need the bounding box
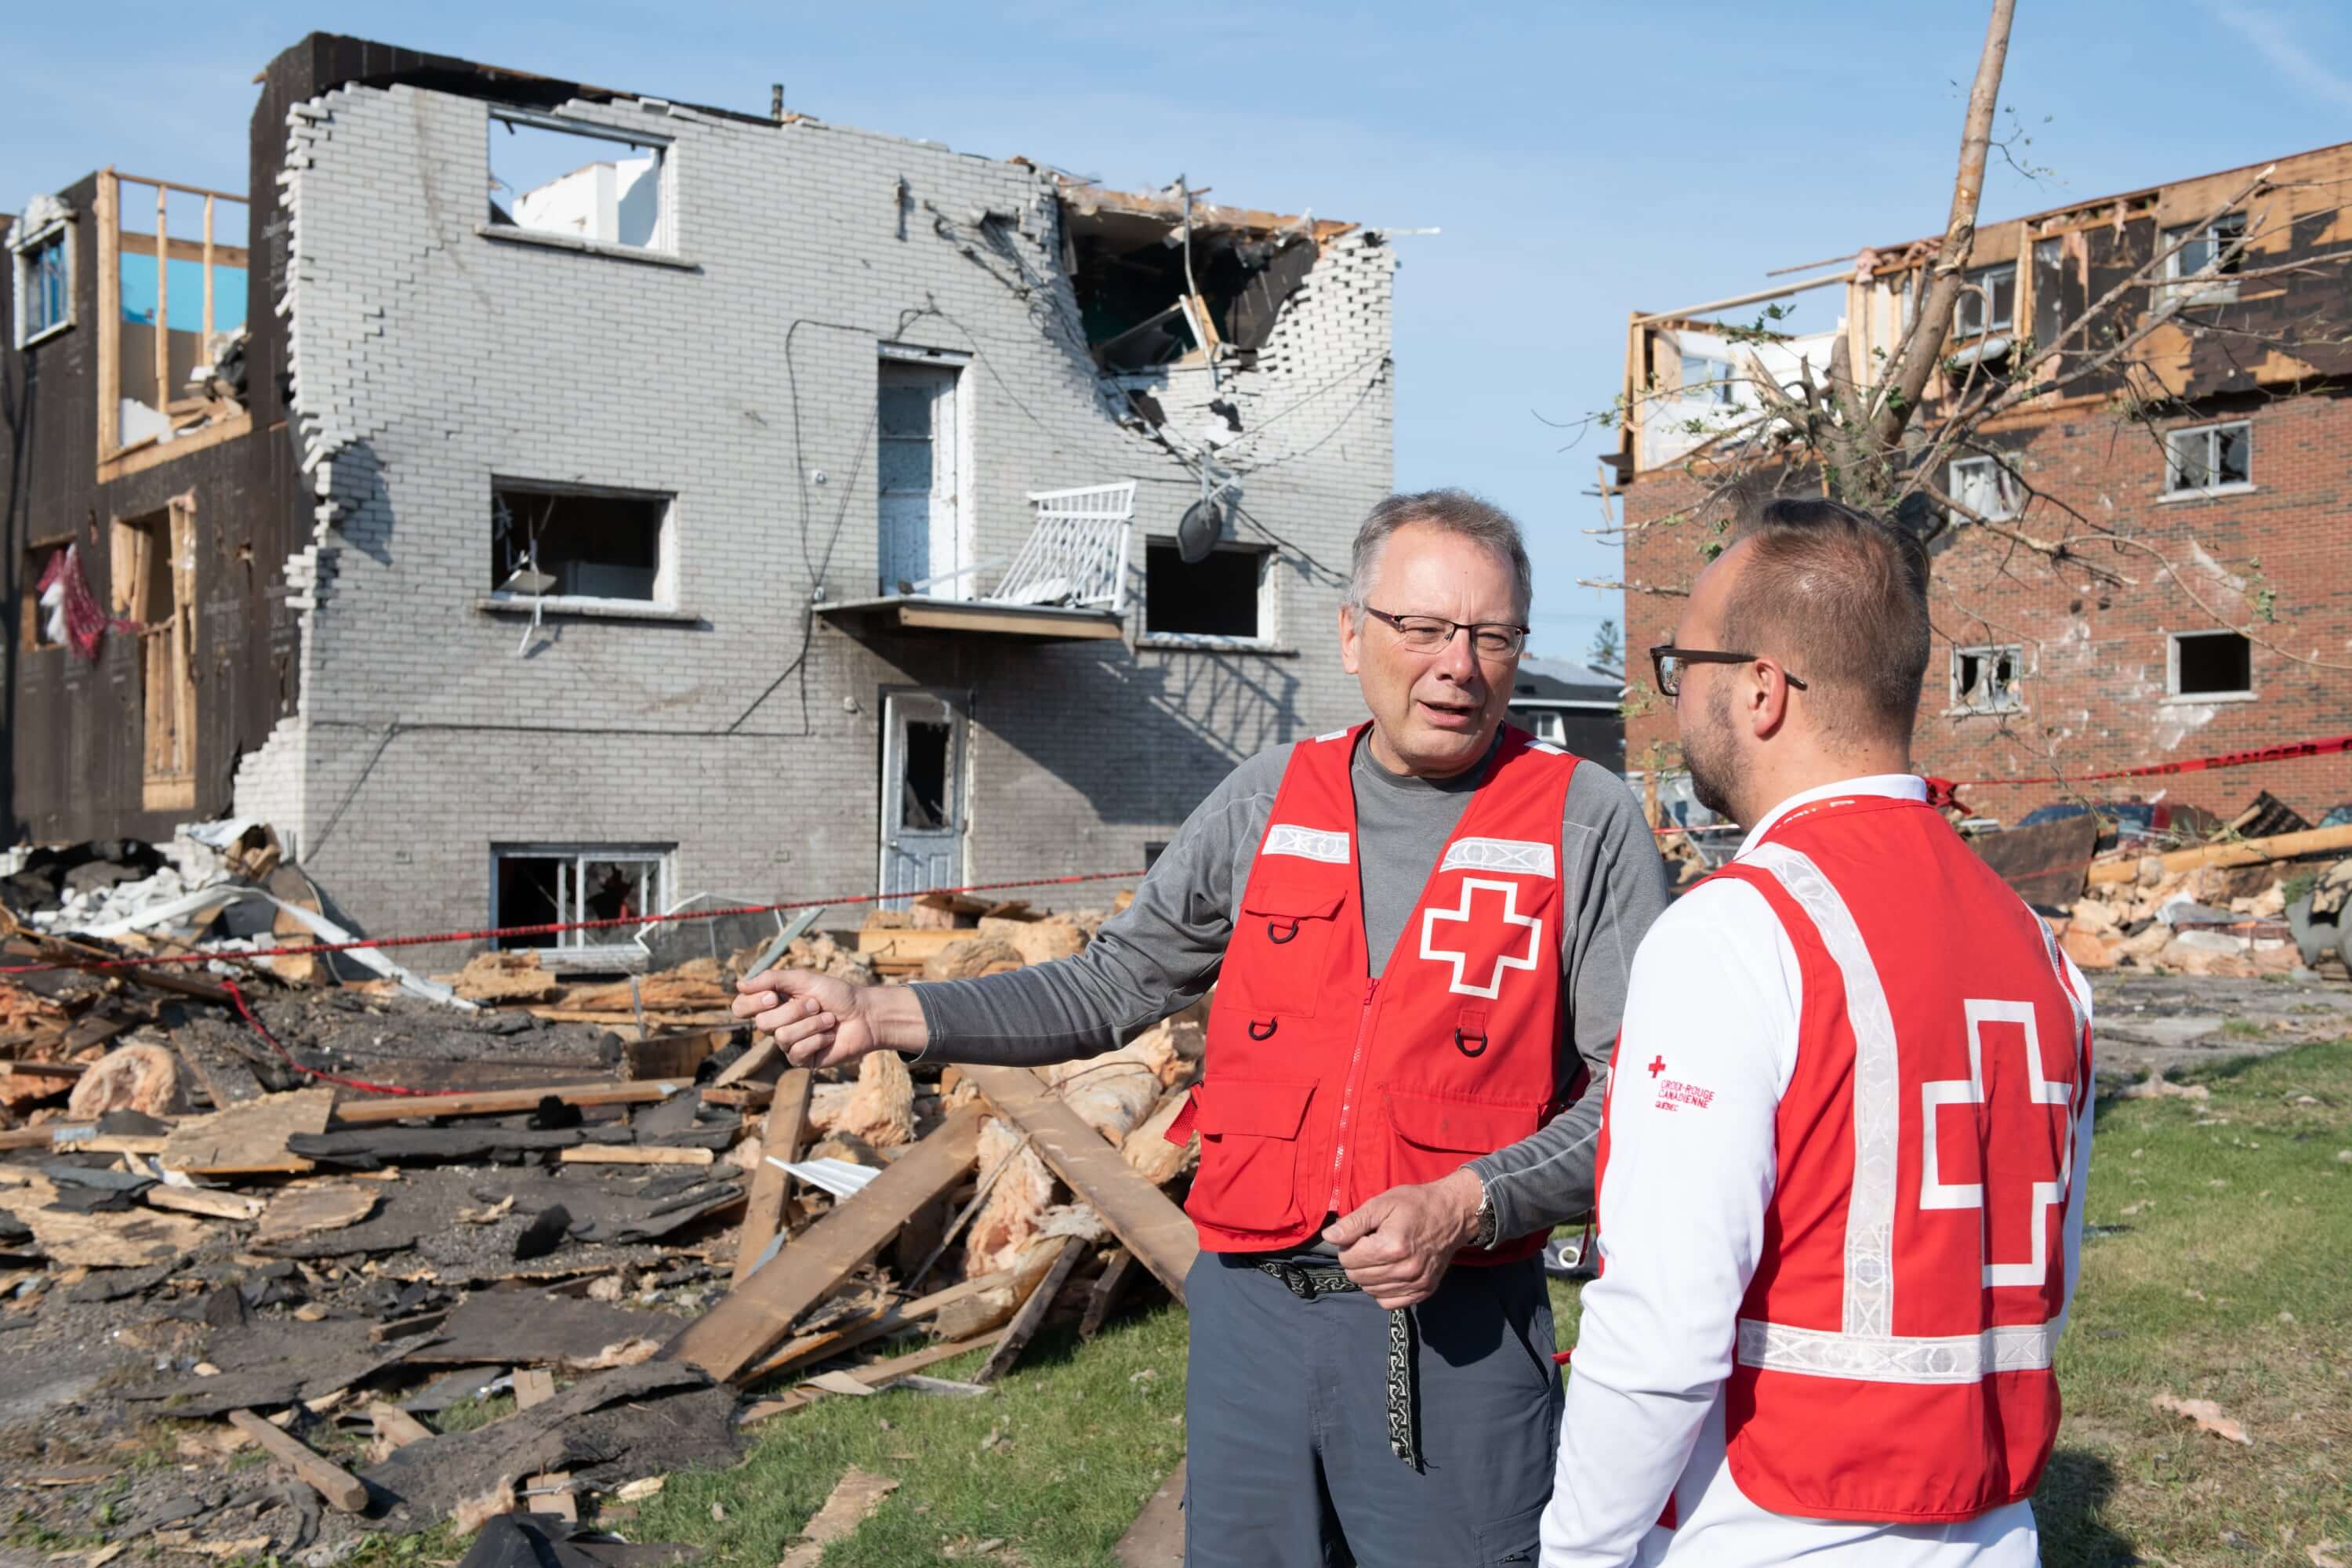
[96,171,120,457]
[153,186,170,416]
[961,1065,1198,1303]
[1631,269,1850,327]
[733,1067,813,1285]
[974,1235,1087,1385]
[661,1103,983,1380]
[114,231,252,270]
[94,411,256,485]
[202,197,216,347]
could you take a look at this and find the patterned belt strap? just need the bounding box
[1254,1261,1421,1470]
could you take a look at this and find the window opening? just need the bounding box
[12,220,71,345]
[489,114,667,250]
[2162,212,2246,303]
[2164,422,2251,493]
[1145,542,1266,640]
[1952,644,2023,713]
[1955,262,2015,338]
[112,499,198,808]
[1679,354,1738,405]
[2170,631,2252,698]
[1948,456,2021,520]
[493,847,670,952]
[101,177,250,456]
[492,485,670,602]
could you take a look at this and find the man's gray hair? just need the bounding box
[1345,489,1534,619]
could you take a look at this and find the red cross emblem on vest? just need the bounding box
[1419,877,1544,1000]
[1918,998,2075,1289]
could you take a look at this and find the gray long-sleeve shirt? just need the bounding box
[913,730,1672,1240]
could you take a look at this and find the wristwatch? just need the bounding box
[1470,1178,1501,1249]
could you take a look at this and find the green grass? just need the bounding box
[479,1041,2352,1567]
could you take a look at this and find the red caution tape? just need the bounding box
[1953,731,2352,790]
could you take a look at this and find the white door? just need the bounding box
[878,361,963,596]
[880,690,967,903]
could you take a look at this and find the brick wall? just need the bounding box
[1619,393,2352,826]
[238,83,1395,965]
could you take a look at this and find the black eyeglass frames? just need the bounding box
[1649,644,1809,698]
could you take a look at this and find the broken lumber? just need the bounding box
[740,1269,1013,1385]
[975,1234,1088,1385]
[145,1187,264,1222]
[961,1065,1197,1303]
[779,1467,898,1568]
[367,1402,434,1454]
[739,1330,1008,1424]
[226,1410,369,1512]
[2085,822,2352,885]
[1082,1247,1138,1340]
[734,1068,813,1285]
[328,1080,691,1125]
[556,1144,713,1167]
[162,1087,333,1177]
[0,1175,212,1267]
[661,1102,984,1380]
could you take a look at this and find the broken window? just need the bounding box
[492,484,672,603]
[111,499,198,811]
[11,220,71,347]
[1144,542,1271,642]
[1678,354,1738,406]
[1954,262,2015,338]
[24,545,67,649]
[2161,212,2246,304]
[1947,455,2021,520]
[1062,194,1319,372]
[1951,644,2023,713]
[2170,631,2252,699]
[2163,421,2252,493]
[489,111,669,251]
[492,846,671,953]
[898,719,953,832]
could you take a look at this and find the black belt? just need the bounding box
[1254,1259,1421,1469]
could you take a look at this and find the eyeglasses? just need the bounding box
[1363,607,1530,659]
[1649,644,1809,698]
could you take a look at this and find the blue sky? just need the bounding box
[9,1,2352,662]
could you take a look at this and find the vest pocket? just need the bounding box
[1182,1079,1316,1236]
[1235,885,1344,1018]
[1379,1088,1544,1194]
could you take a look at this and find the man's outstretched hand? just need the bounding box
[732,967,925,1068]
[1323,1167,1486,1308]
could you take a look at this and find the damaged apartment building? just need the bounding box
[3,34,1400,967]
[1612,138,2352,827]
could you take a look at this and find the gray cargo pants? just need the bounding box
[1182,1250,1562,1567]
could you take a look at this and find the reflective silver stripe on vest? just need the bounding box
[1437,836,1558,878]
[1736,1316,2061,1383]
[1263,823,1350,864]
[1744,842,1900,1339]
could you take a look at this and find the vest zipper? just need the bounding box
[1327,977,1380,1214]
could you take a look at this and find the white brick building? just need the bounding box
[207,38,1397,967]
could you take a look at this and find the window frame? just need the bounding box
[1138,539,1281,652]
[1677,354,1739,407]
[2160,212,2247,306]
[1947,454,2022,521]
[1948,642,2026,715]
[489,842,676,961]
[2165,630,2256,702]
[10,216,74,349]
[2160,419,2253,498]
[483,107,680,260]
[1955,262,2016,339]
[487,479,681,614]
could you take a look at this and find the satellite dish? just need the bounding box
[1176,494,1225,564]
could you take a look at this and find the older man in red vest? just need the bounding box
[740,490,1670,1566]
[1540,499,2096,1565]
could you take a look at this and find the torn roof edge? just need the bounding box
[1044,171,1359,244]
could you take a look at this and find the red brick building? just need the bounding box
[1610,141,2352,828]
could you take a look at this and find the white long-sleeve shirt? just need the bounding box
[1541,775,2095,1567]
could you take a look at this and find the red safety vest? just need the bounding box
[1690,793,2092,1523]
[1171,722,1580,1263]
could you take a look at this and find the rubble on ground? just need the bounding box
[1,845,1189,1561]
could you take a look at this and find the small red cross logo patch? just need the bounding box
[1648,1055,1667,1078]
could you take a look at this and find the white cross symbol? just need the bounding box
[1920,998,2074,1288]
[1419,877,1544,1000]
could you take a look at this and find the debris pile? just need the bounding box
[1,853,1192,1562]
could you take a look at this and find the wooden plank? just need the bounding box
[710,1036,779,1088]
[162,1087,332,1177]
[734,1068,813,1285]
[510,1367,575,1518]
[146,1188,263,1222]
[329,1079,691,1126]
[963,1065,1198,1304]
[557,1144,713,1167]
[1081,1247,1138,1340]
[662,1103,983,1381]
[225,1410,368,1512]
[738,1330,1007,1425]
[850,927,972,959]
[97,169,120,457]
[365,1402,433,1451]
[975,1236,1087,1386]
[512,1368,555,1407]
[1114,1460,1187,1568]
[2084,821,2352,885]
[741,1269,1012,1385]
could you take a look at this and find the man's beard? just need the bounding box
[1683,682,1743,822]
